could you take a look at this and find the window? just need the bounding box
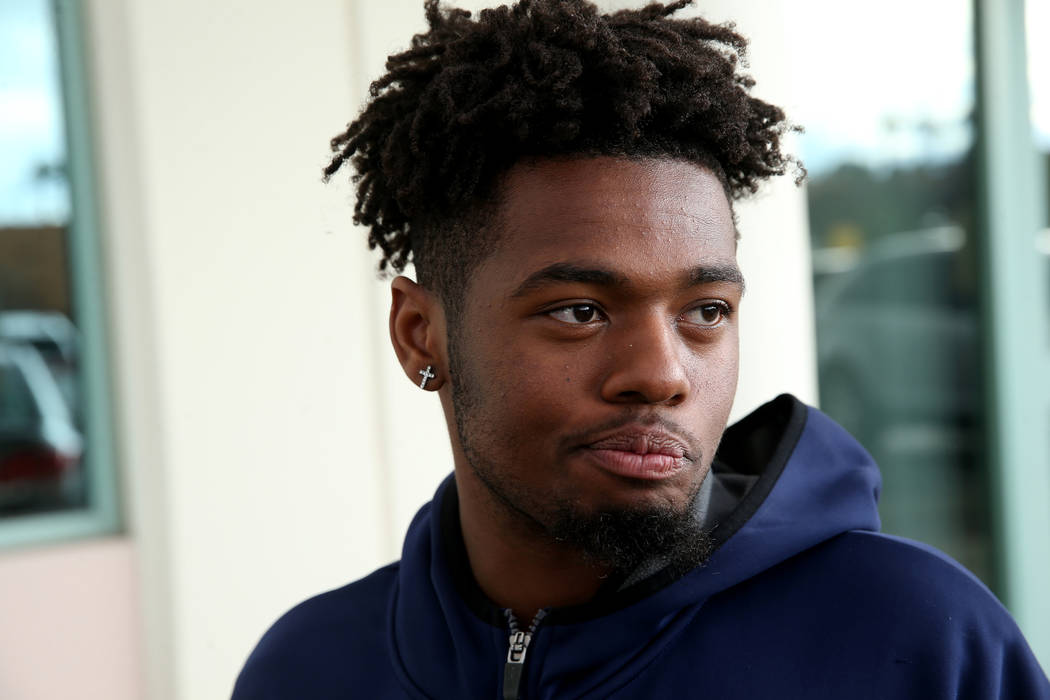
[791,0,994,583]
[0,0,119,546]
[1029,0,1050,261]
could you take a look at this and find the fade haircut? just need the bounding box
[324,0,801,317]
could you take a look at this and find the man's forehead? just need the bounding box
[458,157,741,301]
[492,161,731,258]
[491,156,737,251]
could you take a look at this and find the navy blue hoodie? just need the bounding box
[234,395,1050,698]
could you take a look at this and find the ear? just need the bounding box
[389,276,447,391]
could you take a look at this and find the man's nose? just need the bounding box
[599,315,690,406]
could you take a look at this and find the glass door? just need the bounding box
[790,0,993,583]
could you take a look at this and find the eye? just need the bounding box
[682,302,730,327]
[548,304,603,325]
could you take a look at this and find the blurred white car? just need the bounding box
[0,310,80,424]
[0,341,84,513]
[814,227,978,447]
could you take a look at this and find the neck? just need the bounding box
[455,473,611,622]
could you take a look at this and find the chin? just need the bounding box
[546,496,712,574]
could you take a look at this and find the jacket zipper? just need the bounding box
[502,608,548,700]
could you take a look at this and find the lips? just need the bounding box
[587,432,687,458]
[583,428,691,480]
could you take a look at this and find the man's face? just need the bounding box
[447,156,741,566]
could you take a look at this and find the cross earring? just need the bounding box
[418,365,436,390]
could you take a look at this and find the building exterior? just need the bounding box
[0,1,1044,698]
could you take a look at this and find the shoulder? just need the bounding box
[672,532,1050,698]
[774,530,1013,634]
[773,532,1049,695]
[718,529,1017,639]
[820,531,1004,615]
[699,532,1049,697]
[820,533,1050,694]
[260,561,399,641]
[232,562,401,699]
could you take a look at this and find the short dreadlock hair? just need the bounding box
[324,0,800,316]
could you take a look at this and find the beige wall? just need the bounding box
[0,2,816,698]
[0,539,142,700]
[89,1,392,698]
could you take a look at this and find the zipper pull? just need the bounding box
[503,629,532,700]
[502,608,547,700]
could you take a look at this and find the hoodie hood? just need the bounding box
[388,394,882,698]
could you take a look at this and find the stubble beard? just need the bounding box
[447,332,713,579]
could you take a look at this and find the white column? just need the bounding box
[86,1,391,697]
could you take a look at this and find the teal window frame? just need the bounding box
[975,0,1050,667]
[0,0,121,548]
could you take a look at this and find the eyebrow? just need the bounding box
[689,263,746,293]
[510,263,628,298]
[509,261,745,298]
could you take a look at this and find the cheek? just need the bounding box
[706,336,739,397]
[504,352,586,419]
[689,336,739,437]
[463,340,582,444]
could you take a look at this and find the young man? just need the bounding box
[234,1,1050,697]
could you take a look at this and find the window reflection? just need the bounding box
[0,0,85,516]
[795,0,992,581]
[1028,0,1049,161]
[1027,0,1050,305]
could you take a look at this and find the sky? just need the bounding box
[0,0,1047,224]
[789,0,1049,177]
[787,0,976,176]
[0,0,69,226]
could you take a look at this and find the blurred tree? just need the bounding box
[807,150,976,250]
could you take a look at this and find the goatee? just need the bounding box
[546,494,714,577]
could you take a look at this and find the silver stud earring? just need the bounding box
[418,365,436,390]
